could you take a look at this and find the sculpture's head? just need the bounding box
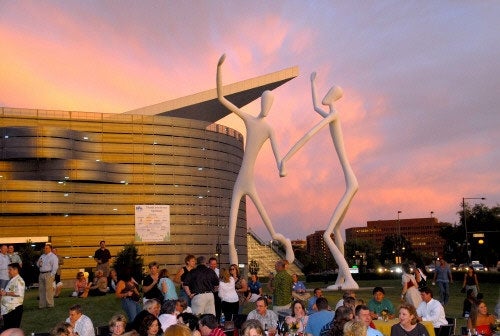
[260,90,274,117]
[322,85,343,105]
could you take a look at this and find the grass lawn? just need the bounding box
[19,279,499,334]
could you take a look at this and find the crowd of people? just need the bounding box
[1,245,499,336]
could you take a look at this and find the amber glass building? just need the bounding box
[0,66,299,280]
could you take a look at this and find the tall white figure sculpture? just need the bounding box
[217,54,295,265]
[280,72,359,289]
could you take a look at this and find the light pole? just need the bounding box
[396,210,402,264]
[462,197,485,264]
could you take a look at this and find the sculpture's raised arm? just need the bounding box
[217,54,247,121]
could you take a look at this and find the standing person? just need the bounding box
[467,300,496,336]
[208,257,221,322]
[66,304,95,336]
[0,245,9,289]
[390,303,429,336]
[355,305,383,336]
[52,248,64,298]
[401,263,422,308]
[158,269,178,301]
[432,258,452,305]
[115,271,142,321]
[304,298,334,336]
[217,53,294,265]
[0,263,25,329]
[37,243,58,308]
[174,254,196,305]
[94,241,111,277]
[183,256,219,315]
[247,297,279,331]
[7,246,22,267]
[273,260,293,313]
[462,267,479,298]
[142,262,163,303]
[416,287,448,330]
[414,262,427,290]
[229,264,248,313]
[463,289,476,318]
[218,268,239,321]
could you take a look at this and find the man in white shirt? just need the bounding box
[158,299,178,332]
[247,296,278,330]
[0,262,25,329]
[37,244,59,308]
[0,245,10,289]
[416,287,448,330]
[66,304,95,336]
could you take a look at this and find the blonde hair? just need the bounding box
[164,324,191,336]
[220,268,231,283]
[343,321,367,336]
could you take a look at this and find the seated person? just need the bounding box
[247,296,279,330]
[463,289,476,318]
[367,287,395,320]
[88,270,109,296]
[108,268,118,293]
[247,274,263,303]
[304,297,334,336]
[308,288,323,312]
[466,300,496,336]
[73,271,89,297]
[292,274,311,301]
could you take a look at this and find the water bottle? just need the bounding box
[220,313,225,327]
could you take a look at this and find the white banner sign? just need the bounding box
[135,204,171,242]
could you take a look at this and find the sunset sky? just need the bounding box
[1,1,498,241]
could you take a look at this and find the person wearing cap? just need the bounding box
[367,287,395,320]
[0,262,25,329]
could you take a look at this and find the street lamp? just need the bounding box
[396,210,402,264]
[462,197,485,264]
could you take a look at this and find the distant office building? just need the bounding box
[345,217,446,257]
[291,239,306,250]
[306,230,335,269]
[0,66,298,280]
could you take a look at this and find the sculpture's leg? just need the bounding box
[228,188,245,265]
[323,187,359,290]
[248,192,295,263]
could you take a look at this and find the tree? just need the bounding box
[345,239,378,272]
[456,203,500,266]
[379,234,413,265]
[113,243,143,281]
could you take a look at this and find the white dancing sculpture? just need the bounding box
[280,72,359,290]
[217,54,295,265]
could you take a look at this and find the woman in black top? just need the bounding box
[391,303,429,336]
[142,261,163,303]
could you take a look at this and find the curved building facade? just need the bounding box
[0,107,246,280]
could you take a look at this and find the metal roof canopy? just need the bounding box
[124,66,299,123]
